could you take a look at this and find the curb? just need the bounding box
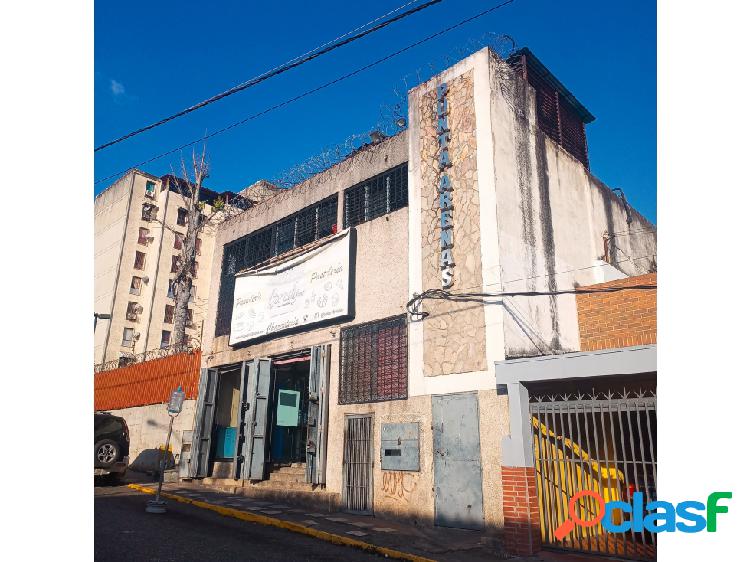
[127,483,436,562]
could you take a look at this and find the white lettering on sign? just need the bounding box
[229,230,352,344]
[437,82,454,289]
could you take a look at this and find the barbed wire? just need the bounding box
[225,32,517,219]
[94,339,201,374]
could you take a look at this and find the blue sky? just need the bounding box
[95,0,656,222]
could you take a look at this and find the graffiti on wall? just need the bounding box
[381,471,417,503]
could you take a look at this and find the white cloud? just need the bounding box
[110,79,125,96]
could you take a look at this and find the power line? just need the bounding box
[406,284,657,318]
[94,0,519,185]
[94,0,443,152]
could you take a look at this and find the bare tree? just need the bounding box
[163,145,257,348]
[168,147,210,348]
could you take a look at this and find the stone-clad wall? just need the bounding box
[419,70,486,376]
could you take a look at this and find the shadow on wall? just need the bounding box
[129,448,176,473]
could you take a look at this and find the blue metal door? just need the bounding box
[432,392,485,530]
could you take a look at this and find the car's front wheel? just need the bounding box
[95,439,120,468]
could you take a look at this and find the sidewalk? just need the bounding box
[127,478,511,562]
[126,477,622,562]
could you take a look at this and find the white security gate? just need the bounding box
[530,389,657,561]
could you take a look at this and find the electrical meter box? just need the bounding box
[380,422,419,471]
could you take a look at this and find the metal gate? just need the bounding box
[530,389,657,561]
[342,415,373,513]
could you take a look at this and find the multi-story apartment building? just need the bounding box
[94,171,239,365]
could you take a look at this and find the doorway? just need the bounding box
[269,356,310,465]
[191,345,331,484]
[211,366,241,463]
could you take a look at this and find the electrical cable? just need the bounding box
[94,0,518,185]
[406,284,657,318]
[94,0,443,152]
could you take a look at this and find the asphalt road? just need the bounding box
[94,482,383,562]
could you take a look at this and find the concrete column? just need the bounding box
[500,382,533,468]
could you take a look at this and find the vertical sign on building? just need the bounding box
[437,82,454,289]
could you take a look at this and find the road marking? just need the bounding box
[127,483,435,562]
[347,530,369,537]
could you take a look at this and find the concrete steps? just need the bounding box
[197,462,340,512]
[267,464,307,485]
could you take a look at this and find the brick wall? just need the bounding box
[501,466,542,555]
[94,351,201,411]
[576,273,656,351]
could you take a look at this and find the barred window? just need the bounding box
[339,315,408,404]
[214,194,339,337]
[344,163,408,228]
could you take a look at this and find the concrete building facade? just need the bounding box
[179,47,656,556]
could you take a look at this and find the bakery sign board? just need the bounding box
[229,229,352,345]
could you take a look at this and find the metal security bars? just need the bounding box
[530,389,657,561]
[508,49,591,169]
[344,163,408,228]
[342,415,373,514]
[215,195,338,336]
[339,315,408,404]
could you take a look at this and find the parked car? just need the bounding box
[94,412,130,480]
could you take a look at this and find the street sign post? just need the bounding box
[146,386,185,514]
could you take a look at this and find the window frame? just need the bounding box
[133,251,146,270]
[129,276,142,296]
[338,314,408,405]
[164,304,175,324]
[160,330,171,349]
[138,227,150,245]
[176,207,188,227]
[121,327,134,347]
[213,194,339,337]
[344,163,408,229]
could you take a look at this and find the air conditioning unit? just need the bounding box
[141,276,149,284]
[126,312,138,321]
[146,236,155,244]
[134,304,144,314]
